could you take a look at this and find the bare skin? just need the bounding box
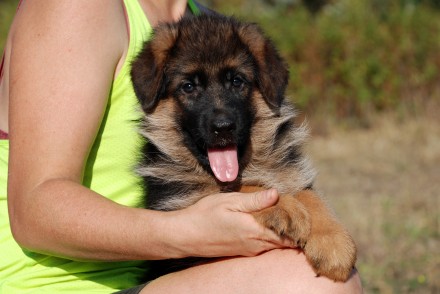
[143,249,362,294]
[1,0,362,292]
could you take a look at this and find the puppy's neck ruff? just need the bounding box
[137,95,316,210]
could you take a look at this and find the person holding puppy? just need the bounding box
[0,0,362,293]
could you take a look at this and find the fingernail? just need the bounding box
[265,189,278,201]
[267,189,275,199]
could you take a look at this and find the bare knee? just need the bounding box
[255,249,362,293]
[142,249,363,293]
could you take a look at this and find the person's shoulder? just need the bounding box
[12,0,127,56]
[15,0,126,32]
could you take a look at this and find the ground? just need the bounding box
[307,115,440,293]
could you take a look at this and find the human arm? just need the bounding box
[7,0,148,260]
[7,0,289,262]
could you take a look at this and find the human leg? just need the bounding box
[140,249,362,294]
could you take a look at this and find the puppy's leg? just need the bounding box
[253,195,311,248]
[241,186,311,249]
[295,190,357,282]
[243,186,356,282]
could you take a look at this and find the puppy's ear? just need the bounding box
[238,23,289,109]
[131,25,178,112]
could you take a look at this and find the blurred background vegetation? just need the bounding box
[1,0,439,125]
[0,0,16,52]
[1,0,439,293]
[204,0,440,127]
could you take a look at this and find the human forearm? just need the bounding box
[9,178,178,261]
[9,178,293,262]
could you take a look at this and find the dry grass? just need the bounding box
[307,114,440,293]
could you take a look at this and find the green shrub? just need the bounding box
[2,0,439,122]
[213,0,440,121]
[0,0,19,54]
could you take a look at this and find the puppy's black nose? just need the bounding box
[211,115,236,135]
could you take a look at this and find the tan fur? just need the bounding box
[137,91,357,281]
[242,185,357,281]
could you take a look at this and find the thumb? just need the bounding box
[238,189,279,213]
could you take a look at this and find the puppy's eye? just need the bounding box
[182,82,195,94]
[232,77,244,88]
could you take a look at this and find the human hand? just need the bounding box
[164,189,295,259]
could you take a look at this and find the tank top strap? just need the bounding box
[188,0,201,15]
[121,0,152,71]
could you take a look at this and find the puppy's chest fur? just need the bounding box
[137,92,316,211]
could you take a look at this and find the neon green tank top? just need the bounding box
[0,1,200,292]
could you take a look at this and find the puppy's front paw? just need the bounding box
[253,196,311,248]
[304,228,357,282]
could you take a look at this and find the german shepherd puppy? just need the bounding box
[131,14,356,282]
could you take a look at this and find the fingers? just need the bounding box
[245,236,296,257]
[258,227,297,249]
[179,189,291,258]
[235,189,279,213]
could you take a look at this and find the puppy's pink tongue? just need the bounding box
[207,146,239,182]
